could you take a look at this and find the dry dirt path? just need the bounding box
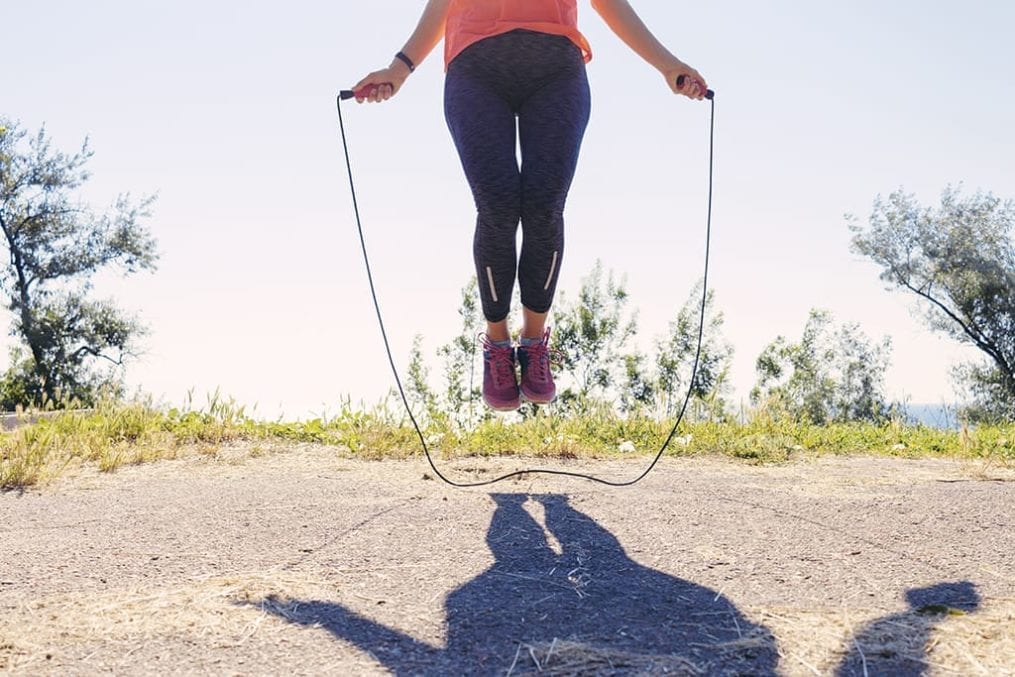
[1,448,1013,676]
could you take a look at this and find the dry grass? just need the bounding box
[758,601,1015,676]
[500,601,1015,676]
[2,398,1013,490]
[505,638,705,675]
[0,573,339,673]
[2,574,1012,675]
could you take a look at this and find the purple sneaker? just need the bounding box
[481,335,520,411]
[517,329,556,404]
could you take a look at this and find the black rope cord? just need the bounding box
[336,90,715,488]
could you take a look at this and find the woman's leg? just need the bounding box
[445,61,524,409]
[515,48,591,403]
[485,319,511,343]
[520,307,549,341]
[444,67,522,328]
[517,55,591,332]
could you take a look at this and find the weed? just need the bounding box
[1,396,1011,490]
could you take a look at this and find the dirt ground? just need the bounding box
[1,447,1013,676]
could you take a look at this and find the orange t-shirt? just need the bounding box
[444,0,593,68]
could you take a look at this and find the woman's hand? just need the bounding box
[351,61,411,103]
[591,0,709,100]
[664,61,708,100]
[350,1,449,103]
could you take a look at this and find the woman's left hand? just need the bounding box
[664,61,708,100]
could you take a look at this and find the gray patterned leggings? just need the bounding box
[444,29,591,322]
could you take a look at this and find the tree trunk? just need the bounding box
[0,218,55,404]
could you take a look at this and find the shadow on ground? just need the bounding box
[259,493,779,675]
[836,580,981,676]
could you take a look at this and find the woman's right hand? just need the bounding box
[351,63,410,103]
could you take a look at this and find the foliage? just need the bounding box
[952,362,1015,424]
[408,263,734,422]
[436,278,483,429]
[619,351,654,414]
[405,334,441,424]
[850,186,1014,421]
[751,309,893,424]
[0,119,157,408]
[656,281,734,420]
[552,260,639,408]
[3,395,1011,490]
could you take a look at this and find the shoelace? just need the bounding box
[483,339,516,388]
[521,340,553,384]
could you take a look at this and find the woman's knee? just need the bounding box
[520,204,565,239]
[476,192,522,231]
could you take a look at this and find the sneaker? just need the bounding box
[481,335,520,411]
[517,328,556,404]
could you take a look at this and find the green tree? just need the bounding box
[405,334,441,424]
[0,119,158,408]
[751,309,892,423]
[655,281,733,419]
[850,187,1014,421]
[552,261,638,408]
[952,362,1014,422]
[619,351,654,415]
[436,278,483,428]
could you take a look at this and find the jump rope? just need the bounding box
[337,75,715,488]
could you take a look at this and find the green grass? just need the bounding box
[1,398,1012,490]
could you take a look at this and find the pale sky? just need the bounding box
[5,1,1014,419]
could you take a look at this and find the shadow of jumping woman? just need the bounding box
[259,493,779,675]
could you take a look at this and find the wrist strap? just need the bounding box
[395,51,415,73]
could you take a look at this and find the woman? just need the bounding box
[352,0,707,411]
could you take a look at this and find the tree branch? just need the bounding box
[70,344,125,366]
[895,268,1009,374]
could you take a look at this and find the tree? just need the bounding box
[619,351,654,415]
[436,278,484,429]
[405,334,442,424]
[751,309,892,424]
[655,281,733,419]
[850,187,1014,421]
[552,261,638,408]
[0,119,157,408]
[952,359,1015,423]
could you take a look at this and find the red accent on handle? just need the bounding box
[339,84,387,101]
[676,75,715,100]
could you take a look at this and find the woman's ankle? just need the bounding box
[485,320,510,343]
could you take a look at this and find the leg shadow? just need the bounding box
[259,493,779,675]
[836,581,980,676]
